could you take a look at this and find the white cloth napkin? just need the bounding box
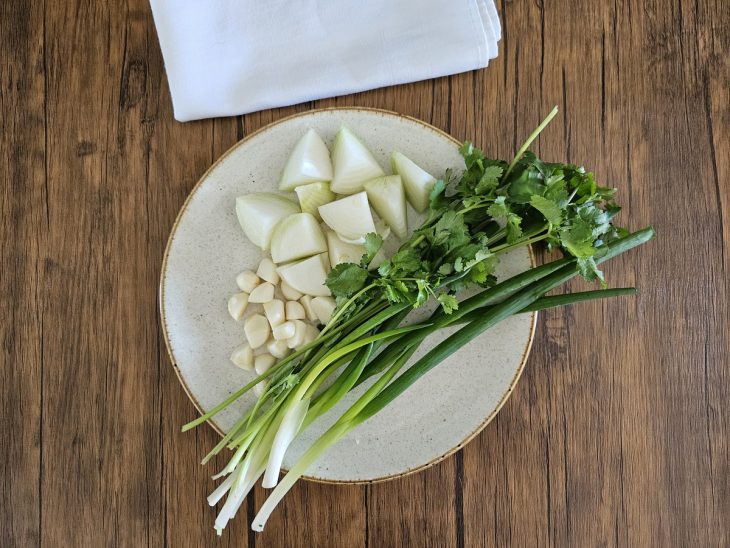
[150,0,501,122]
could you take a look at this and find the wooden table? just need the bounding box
[2,0,728,546]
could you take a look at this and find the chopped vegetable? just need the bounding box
[330,127,385,194]
[299,295,318,321]
[235,193,299,250]
[285,300,306,320]
[227,292,249,321]
[363,175,408,239]
[294,182,335,219]
[256,258,280,285]
[266,338,290,359]
[229,343,254,370]
[254,353,276,375]
[236,270,260,293]
[272,321,296,341]
[318,192,376,244]
[270,213,327,264]
[279,128,333,191]
[248,282,275,304]
[391,151,437,212]
[280,280,303,301]
[277,254,331,297]
[263,299,285,327]
[243,314,270,349]
[325,230,364,267]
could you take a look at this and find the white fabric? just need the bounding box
[150,0,501,122]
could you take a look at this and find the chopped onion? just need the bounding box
[279,129,333,191]
[276,254,331,297]
[270,213,327,264]
[294,182,335,219]
[325,230,364,267]
[235,193,300,250]
[391,151,437,213]
[318,192,376,244]
[330,127,385,194]
[364,175,408,239]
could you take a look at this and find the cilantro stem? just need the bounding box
[505,106,559,179]
[319,283,377,337]
[490,232,550,254]
[409,234,425,248]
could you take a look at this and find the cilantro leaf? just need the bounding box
[415,280,429,307]
[475,165,503,195]
[577,256,607,287]
[361,232,383,266]
[487,196,510,220]
[326,263,369,298]
[429,179,447,211]
[437,293,459,314]
[530,194,563,226]
[430,210,471,252]
[505,213,523,243]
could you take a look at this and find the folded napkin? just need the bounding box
[150,0,501,122]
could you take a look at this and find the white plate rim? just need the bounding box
[159,106,537,485]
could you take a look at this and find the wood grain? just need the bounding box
[1,0,728,546]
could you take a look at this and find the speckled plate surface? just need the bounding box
[160,108,536,483]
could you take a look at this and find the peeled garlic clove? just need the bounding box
[286,320,309,349]
[227,292,250,321]
[280,279,303,301]
[266,338,290,359]
[244,314,270,349]
[254,353,277,375]
[298,324,320,349]
[311,296,336,325]
[263,299,285,327]
[256,257,280,285]
[249,282,275,304]
[299,295,318,322]
[236,270,260,293]
[285,300,306,320]
[230,343,254,370]
[272,321,296,341]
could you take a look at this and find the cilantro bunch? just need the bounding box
[326,108,628,318]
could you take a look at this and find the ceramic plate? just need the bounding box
[160,108,536,483]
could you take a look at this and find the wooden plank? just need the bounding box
[40,0,167,544]
[0,1,45,546]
